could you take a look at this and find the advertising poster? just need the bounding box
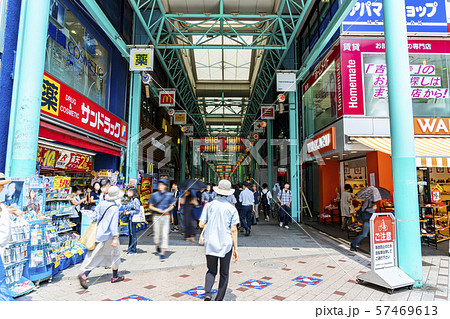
[0,177,25,209]
[22,176,46,220]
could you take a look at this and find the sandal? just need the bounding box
[78,274,88,289]
[111,276,125,283]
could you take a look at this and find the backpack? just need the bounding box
[261,190,269,206]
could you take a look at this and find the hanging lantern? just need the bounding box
[219,138,226,152]
[253,134,259,140]
[240,145,245,152]
[240,137,245,144]
[200,145,205,152]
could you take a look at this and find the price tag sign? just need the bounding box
[77,248,84,256]
[63,250,74,258]
[54,177,71,189]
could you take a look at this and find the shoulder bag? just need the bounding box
[132,200,146,223]
[80,204,115,251]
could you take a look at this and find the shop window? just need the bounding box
[45,2,109,108]
[363,53,450,117]
[303,61,338,136]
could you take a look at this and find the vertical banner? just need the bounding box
[341,39,365,115]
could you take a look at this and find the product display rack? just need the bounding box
[2,217,35,298]
[24,219,54,286]
[419,206,450,249]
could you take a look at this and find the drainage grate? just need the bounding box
[254,261,287,269]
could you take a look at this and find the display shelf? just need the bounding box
[46,198,73,202]
[57,227,73,234]
[4,259,27,269]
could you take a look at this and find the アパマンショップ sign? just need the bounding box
[306,127,336,157]
[40,72,128,146]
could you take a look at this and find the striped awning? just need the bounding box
[353,137,450,168]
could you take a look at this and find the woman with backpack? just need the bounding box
[260,183,272,222]
[123,188,141,255]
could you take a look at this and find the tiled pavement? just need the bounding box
[16,220,449,301]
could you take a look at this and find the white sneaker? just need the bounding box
[284,225,289,230]
[279,222,283,227]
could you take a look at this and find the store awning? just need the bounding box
[353,137,450,167]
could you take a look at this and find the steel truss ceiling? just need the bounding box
[128,0,310,137]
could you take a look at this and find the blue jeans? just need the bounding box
[351,221,370,248]
[280,205,290,226]
[241,206,253,230]
[128,222,138,253]
[0,257,13,301]
[172,208,179,226]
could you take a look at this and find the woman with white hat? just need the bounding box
[199,179,239,301]
[78,186,125,289]
[0,173,22,301]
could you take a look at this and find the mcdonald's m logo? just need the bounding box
[159,91,176,107]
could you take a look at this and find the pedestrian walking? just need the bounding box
[0,173,23,301]
[340,184,355,231]
[234,183,243,231]
[260,183,272,222]
[350,200,376,252]
[239,182,255,236]
[199,180,239,301]
[252,184,260,222]
[201,184,216,205]
[78,186,124,289]
[171,183,180,232]
[180,189,199,242]
[277,182,292,229]
[124,188,141,255]
[70,186,86,234]
[148,179,175,262]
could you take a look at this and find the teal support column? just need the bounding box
[126,71,142,182]
[251,154,255,183]
[289,91,300,221]
[5,0,51,177]
[180,136,186,183]
[383,0,423,287]
[267,120,274,193]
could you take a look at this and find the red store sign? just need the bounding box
[37,146,93,172]
[306,127,336,157]
[41,72,128,146]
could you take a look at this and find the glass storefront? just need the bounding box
[45,0,110,108]
[363,53,450,117]
[303,61,338,136]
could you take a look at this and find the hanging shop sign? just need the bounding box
[129,48,154,71]
[182,125,194,136]
[342,0,447,34]
[159,167,174,180]
[40,72,128,146]
[254,121,264,133]
[173,111,187,125]
[432,186,442,203]
[37,146,59,170]
[276,71,297,92]
[159,90,176,107]
[414,117,450,135]
[261,106,275,120]
[277,168,287,177]
[306,127,336,157]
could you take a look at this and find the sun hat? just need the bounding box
[213,180,235,196]
[105,186,124,201]
[158,178,168,185]
[0,173,11,186]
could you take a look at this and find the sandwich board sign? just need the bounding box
[356,213,415,294]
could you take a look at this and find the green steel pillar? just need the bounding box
[267,120,274,193]
[180,136,186,183]
[383,0,423,287]
[126,71,142,182]
[289,91,300,221]
[251,154,255,183]
[5,0,51,177]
